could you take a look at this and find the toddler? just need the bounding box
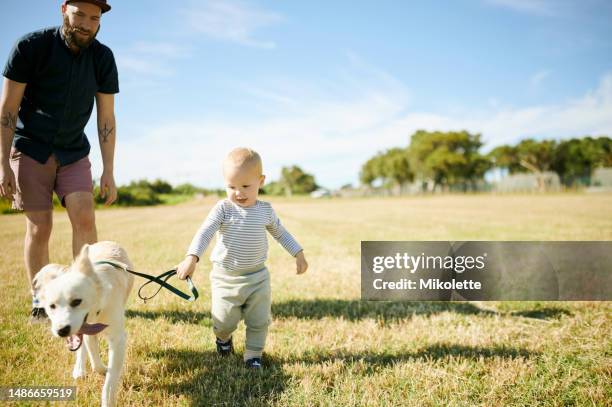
[176,147,308,369]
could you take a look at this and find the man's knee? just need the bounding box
[66,194,96,232]
[72,208,95,231]
[25,213,53,242]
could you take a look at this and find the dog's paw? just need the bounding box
[93,364,108,375]
[72,367,87,379]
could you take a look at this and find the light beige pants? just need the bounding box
[210,265,271,352]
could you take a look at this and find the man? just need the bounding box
[0,0,118,322]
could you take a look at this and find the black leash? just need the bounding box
[94,261,199,303]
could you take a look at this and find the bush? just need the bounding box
[116,187,161,206]
[262,181,285,196]
[262,166,319,196]
[149,179,173,194]
[94,185,162,206]
[0,197,18,214]
[173,183,204,195]
[127,179,173,194]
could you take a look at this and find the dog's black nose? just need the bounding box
[57,325,71,337]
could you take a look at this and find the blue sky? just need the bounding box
[1,0,611,188]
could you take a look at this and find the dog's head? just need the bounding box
[34,244,105,348]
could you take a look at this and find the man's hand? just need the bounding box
[296,251,308,275]
[176,255,198,280]
[0,163,16,200]
[99,170,117,206]
[95,93,117,206]
[1,78,27,201]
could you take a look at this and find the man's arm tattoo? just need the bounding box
[99,123,114,143]
[1,112,17,131]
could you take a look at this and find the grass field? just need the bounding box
[1,193,611,406]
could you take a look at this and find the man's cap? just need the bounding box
[65,0,111,13]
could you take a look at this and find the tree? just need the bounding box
[360,152,385,186]
[552,136,612,186]
[382,148,413,187]
[408,130,490,190]
[516,139,557,191]
[261,181,285,196]
[488,145,522,174]
[515,139,557,173]
[488,139,557,191]
[359,148,413,191]
[279,166,318,196]
[596,136,612,167]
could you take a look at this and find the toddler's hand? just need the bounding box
[296,251,308,275]
[176,255,197,280]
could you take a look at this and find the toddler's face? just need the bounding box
[224,163,264,207]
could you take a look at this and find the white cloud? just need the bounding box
[530,69,551,87]
[239,85,300,109]
[130,41,192,59]
[483,0,558,16]
[180,0,284,49]
[105,89,405,189]
[116,54,175,77]
[90,66,612,189]
[377,73,612,151]
[115,41,192,82]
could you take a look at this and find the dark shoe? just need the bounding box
[245,357,263,369]
[215,337,233,356]
[29,307,48,324]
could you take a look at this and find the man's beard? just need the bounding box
[62,15,99,50]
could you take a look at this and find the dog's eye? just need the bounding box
[50,304,56,309]
[70,299,82,307]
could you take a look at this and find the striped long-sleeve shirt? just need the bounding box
[187,199,303,273]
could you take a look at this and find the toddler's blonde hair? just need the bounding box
[224,147,263,175]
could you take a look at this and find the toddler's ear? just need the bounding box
[259,174,266,186]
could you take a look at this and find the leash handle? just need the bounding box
[136,269,199,303]
[94,261,199,302]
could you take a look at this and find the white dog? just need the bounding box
[33,241,134,407]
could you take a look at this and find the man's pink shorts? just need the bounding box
[9,148,93,212]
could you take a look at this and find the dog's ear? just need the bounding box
[33,264,68,297]
[73,244,95,276]
[79,243,90,258]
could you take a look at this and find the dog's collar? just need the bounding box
[94,260,129,271]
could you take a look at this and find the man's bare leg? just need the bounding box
[64,191,97,257]
[24,209,53,319]
[25,210,53,285]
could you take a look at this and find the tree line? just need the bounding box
[360,130,612,191]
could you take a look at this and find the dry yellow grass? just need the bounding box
[1,193,611,406]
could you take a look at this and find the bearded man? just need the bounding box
[0,0,119,322]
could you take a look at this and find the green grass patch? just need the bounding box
[1,194,610,405]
